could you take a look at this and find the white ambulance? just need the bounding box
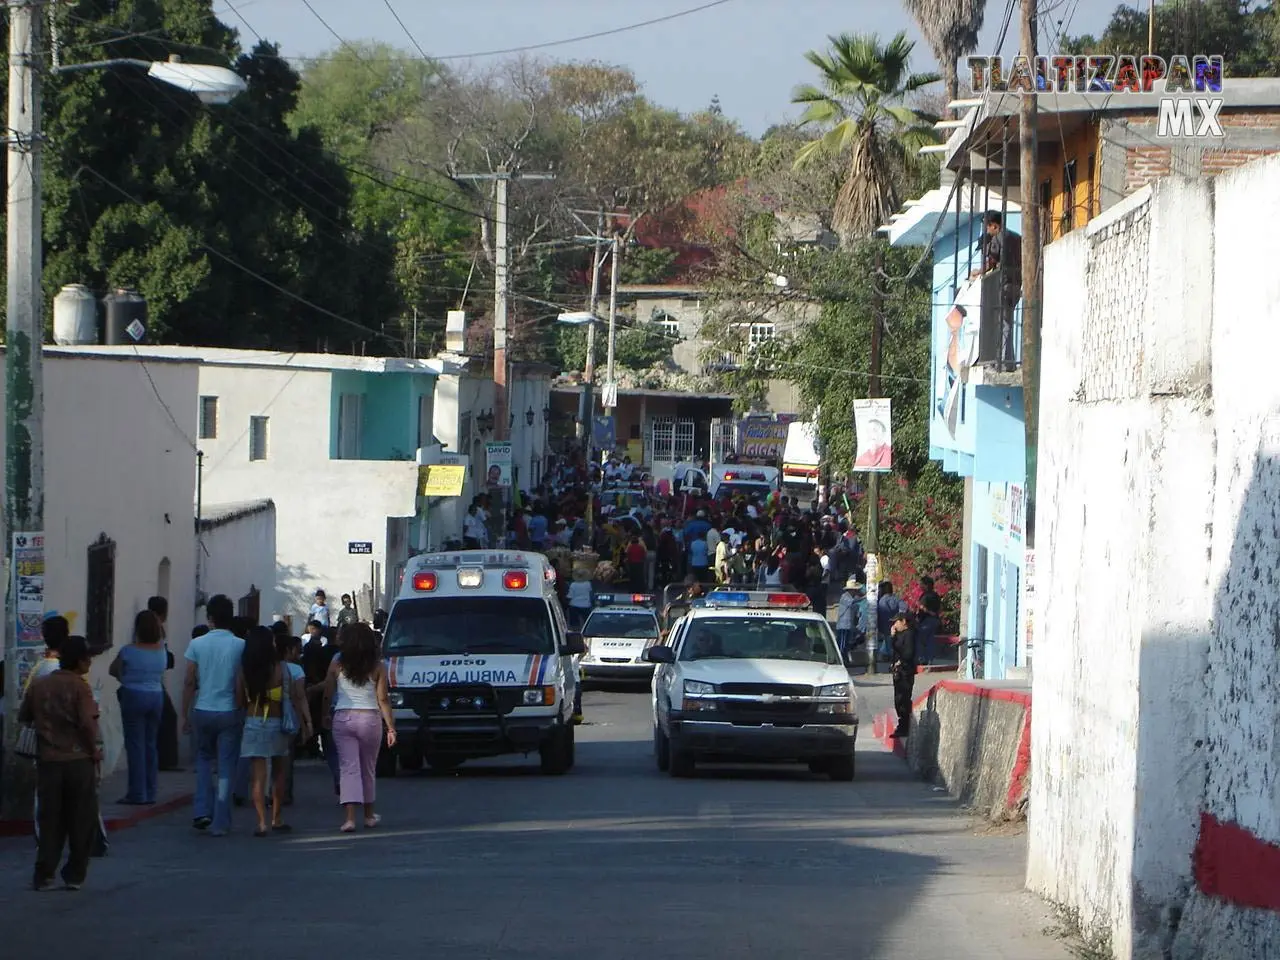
[381,549,585,775]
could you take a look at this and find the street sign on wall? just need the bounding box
[348,541,373,555]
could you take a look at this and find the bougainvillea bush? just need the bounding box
[849,475,963,635]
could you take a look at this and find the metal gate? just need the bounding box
[710,418,735,465]
[649,417,696,462]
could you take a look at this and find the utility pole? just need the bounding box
[1018,0,1043,553]
[578,209,605,454]
[604,231,621,411]
[2,0,45,819]
[863,246,884,676]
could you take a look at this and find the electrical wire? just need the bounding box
[381,0,429,62]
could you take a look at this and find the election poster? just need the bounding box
[592,415,616,453]
[484,441,512,488]
[737,419,788,460]
[13,531,45,648]
[853,399,893,472]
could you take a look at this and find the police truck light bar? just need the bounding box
[593,592,656,607]
[696,590,811,609]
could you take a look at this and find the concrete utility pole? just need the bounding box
[2,0,45,820]
[864,246,884,676]
[578,209,605,452]
[604,231,621,410]
[1018,0,1043,550]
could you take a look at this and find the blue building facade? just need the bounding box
[887,187,1028,679]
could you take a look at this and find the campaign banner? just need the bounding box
[737,419,787,460]
[484,442,512,487]
[419,464,467,497]
[853,399,892,472]
[13,532,45,649]
[592,415,616,453]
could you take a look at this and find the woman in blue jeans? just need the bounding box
[109,611,167,804]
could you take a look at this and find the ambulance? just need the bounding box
[381,549,585,775]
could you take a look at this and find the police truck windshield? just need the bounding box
[679,617,839,664]
[384,597,556,655]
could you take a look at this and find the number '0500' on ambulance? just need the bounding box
[381,550,585,776]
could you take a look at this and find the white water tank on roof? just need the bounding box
[53,284,99,345]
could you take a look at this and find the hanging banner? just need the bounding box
[13,532,46,649]
[592,415,616,452]
[938,278,983,439]
[484,442,512,487]
[853,399,893,472]
[737,419,788,460]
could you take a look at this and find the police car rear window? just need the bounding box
[384,597,555,656]
[583,612,658,639]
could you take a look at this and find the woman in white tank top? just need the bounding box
[322,623,395,832]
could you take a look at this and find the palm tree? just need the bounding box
[792,32,941,243]
[901,0,987,113]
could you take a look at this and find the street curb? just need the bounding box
[0,792,192,837]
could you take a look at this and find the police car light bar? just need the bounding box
[700,590,811,609]
[593,592,656,607]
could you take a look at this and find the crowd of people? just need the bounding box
[11,588,396,891]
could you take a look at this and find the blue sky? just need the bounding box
[223,0,1120,134]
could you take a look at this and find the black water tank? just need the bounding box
[103,288,147,345]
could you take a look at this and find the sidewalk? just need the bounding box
[0,766,192,838]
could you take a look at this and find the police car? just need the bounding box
[381,550,585,775]
[643,590,858,780]
[579,593,660,683]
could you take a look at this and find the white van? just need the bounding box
[781,421,821,495]
[381,550,585,775]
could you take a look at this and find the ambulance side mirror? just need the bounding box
[563,632,587,656]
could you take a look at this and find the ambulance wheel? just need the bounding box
[540,724,573,775]
[425,755,461,771]
[654,725,671,771]
[398,748,424,772]
[375,744,398,778]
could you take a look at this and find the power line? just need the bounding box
[381,0,430,61]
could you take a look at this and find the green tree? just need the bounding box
[791,32,940,243]
[900,0,988,111]
[28,0,393,348]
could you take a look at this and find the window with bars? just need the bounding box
[249,416,269,461]
[735,322,776,349]
[198,396,218,439]
[337,393,363,460]
[86,534,116,651]
[650,417,695,462]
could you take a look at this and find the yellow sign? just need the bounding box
[418,464,466,497]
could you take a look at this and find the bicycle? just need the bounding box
[960,636,988,680]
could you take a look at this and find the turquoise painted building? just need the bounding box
[330,367,437,462]
[887,185,1028,679]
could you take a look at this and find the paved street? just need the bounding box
[0,677,1069,960]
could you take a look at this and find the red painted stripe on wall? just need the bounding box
[1194,812,1280,913]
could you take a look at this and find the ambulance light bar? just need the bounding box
[696,590,811,609]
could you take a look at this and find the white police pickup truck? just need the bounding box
[579,593,660,683]
[381,550,585,775]
[643,589,859,780]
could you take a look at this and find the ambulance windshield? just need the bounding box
[384,597,556,655]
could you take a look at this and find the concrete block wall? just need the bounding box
[1031,154,1280,959]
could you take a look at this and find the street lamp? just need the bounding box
[1,18,247,818]
[525,407,535,427]
[557,310,605,456]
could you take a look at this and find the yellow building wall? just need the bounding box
[1037,123,1101,241]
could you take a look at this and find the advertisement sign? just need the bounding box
[1021,549,1036,662]
[737,419,787,460]
[12,532,45,648]
[484,441,512,487]
[853,399,893,472]
[419,464,467,497]
[592,415,616,453]
[991,483,1008,533]
[1009,483,1025,543]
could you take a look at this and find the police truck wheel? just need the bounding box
[540,725,573,775]
[654,725,671,772]
[668,740,695,778]
[826,752,856,782]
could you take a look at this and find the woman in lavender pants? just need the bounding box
[322,623,395,833]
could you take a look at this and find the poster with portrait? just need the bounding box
[853,399,892,472]
[484,441,512,488]
[937,278,983,439]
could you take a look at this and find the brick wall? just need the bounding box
[1121,109,1280,189]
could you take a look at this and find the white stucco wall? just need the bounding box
[194,364,418,621]
[430,373,495,545]
[509,373,551,492]
[199,503,277,620]
[1032,157,1280,958]
[0,353,200,773]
